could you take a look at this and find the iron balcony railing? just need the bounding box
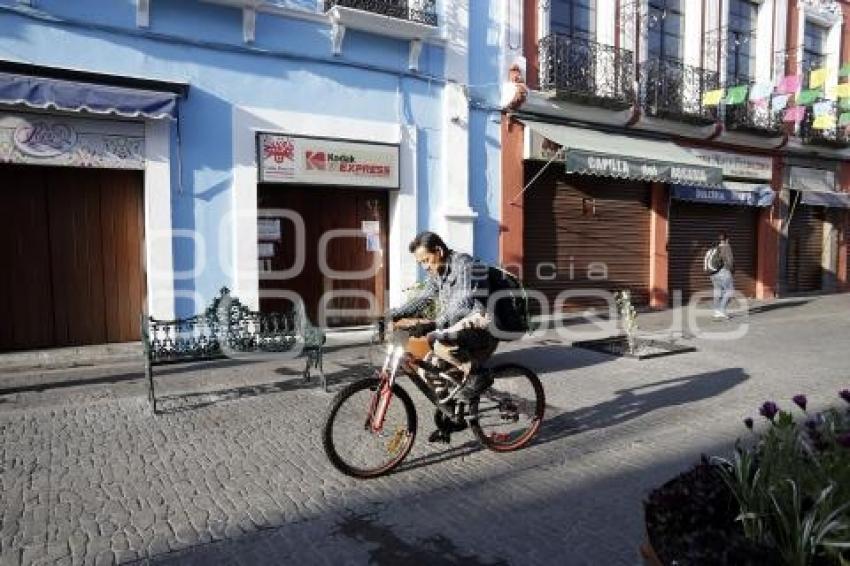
[538,34,635,109]
[723,80,783,136]
[324,0,437,26]
[640,57,721,124]
[799,100,850,147]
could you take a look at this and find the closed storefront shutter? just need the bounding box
[668,202,759,302]
[786,204,824,293]
[523,165,651,312]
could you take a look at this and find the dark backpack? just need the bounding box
[472,262,530,341]
[704,246,723,274]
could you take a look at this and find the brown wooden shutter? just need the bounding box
[668,202,759,302]
[523,165,651,311]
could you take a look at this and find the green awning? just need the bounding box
[522,120,723,188]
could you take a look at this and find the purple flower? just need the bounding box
[792,394,808,412]
[743,417,754,430]
[837,433,850,449]
[840,390,850,404]
[759,401,779,422]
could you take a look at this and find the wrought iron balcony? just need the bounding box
[640,58,721,124]
[723,81,783,136]
[324,0,437,26]
[799,101,850,147]
[538,34,635,110]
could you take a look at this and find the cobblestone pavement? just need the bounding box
[1,294,849,566]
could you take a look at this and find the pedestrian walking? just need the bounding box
[704,231,735,319]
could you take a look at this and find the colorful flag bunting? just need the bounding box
[840,98,850,111]
[813,115,836,129]
[836,84,850,98]
[809,68,828,88]
[796,89,823,106]
[839,63,850,78]
[772,94,790,111]
[813,100,834,117]
[725,85,749,105]
[749,82,773,101]
[702,89,725,106]
[783,106,806,123]
[839,113,850,127]
[777,74,802,94]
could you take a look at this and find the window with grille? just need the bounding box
[803,20,827,76]
[647,0,683,61]
[550,0,596,39]
[727,0,757,85]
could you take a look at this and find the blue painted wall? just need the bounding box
[0,0,463,316]
[467,0,503,264]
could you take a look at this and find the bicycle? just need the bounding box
[322,322,546,478]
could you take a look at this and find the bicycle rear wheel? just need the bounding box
[469,364,545,452]
[322,377,417,478]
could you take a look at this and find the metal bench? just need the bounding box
[141,287,326,413]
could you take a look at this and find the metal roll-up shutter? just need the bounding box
[523,165,651,312]
[786,204,824,293]
[668,202,759,303]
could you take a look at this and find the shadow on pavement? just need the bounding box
[332,510,509,566]
[745,299,809,316]
[537,368,749,445]
[156,362,373,414]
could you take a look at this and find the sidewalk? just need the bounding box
[0,293,848,565]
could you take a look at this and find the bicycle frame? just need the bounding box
[369,330,466,433]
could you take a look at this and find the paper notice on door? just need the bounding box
[361,220,380,235]
[366,233,381,252]
[257,218,282,241]
[257,242,275,258]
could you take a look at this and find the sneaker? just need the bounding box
[459,370,495,401]
[712,311,729,320]
[427,429,451,444]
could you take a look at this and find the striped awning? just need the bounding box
[0,71,179,120]
[522,119,723,187]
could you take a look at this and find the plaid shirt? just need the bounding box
[388,251,484,329]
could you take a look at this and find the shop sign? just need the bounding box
[0,113,144,169]
[686,148,773,180]
[566,151,723,187]
[258,133,399,189]
[788,166,836,193]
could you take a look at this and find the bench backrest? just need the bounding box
[141,288,322,365]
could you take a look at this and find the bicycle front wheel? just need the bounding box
[322,377,417,478]
[469,364,545,452]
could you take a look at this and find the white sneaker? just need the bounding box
[713,311,729,320]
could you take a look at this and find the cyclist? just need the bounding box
[386,231,497,402]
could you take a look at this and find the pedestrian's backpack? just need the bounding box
[703,246,723,274]
[473,262,531,340]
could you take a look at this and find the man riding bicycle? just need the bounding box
[386,231,497,402]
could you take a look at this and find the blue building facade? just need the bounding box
[0,0,515,350]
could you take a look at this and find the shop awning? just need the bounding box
[672,182,775,207]
[799,190,850,208]
[521,119,723,187]
[0,71,180,120]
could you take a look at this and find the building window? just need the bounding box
[726,0,757,84]
[550,0,596,39]
[648,0,683,61]
[802,20,827,74]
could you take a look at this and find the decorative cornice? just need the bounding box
[800,0,842,26]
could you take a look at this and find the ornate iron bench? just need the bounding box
[141,287,326,414]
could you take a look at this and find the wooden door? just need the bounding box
[258,185,389,326]
[0,165,145,351]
